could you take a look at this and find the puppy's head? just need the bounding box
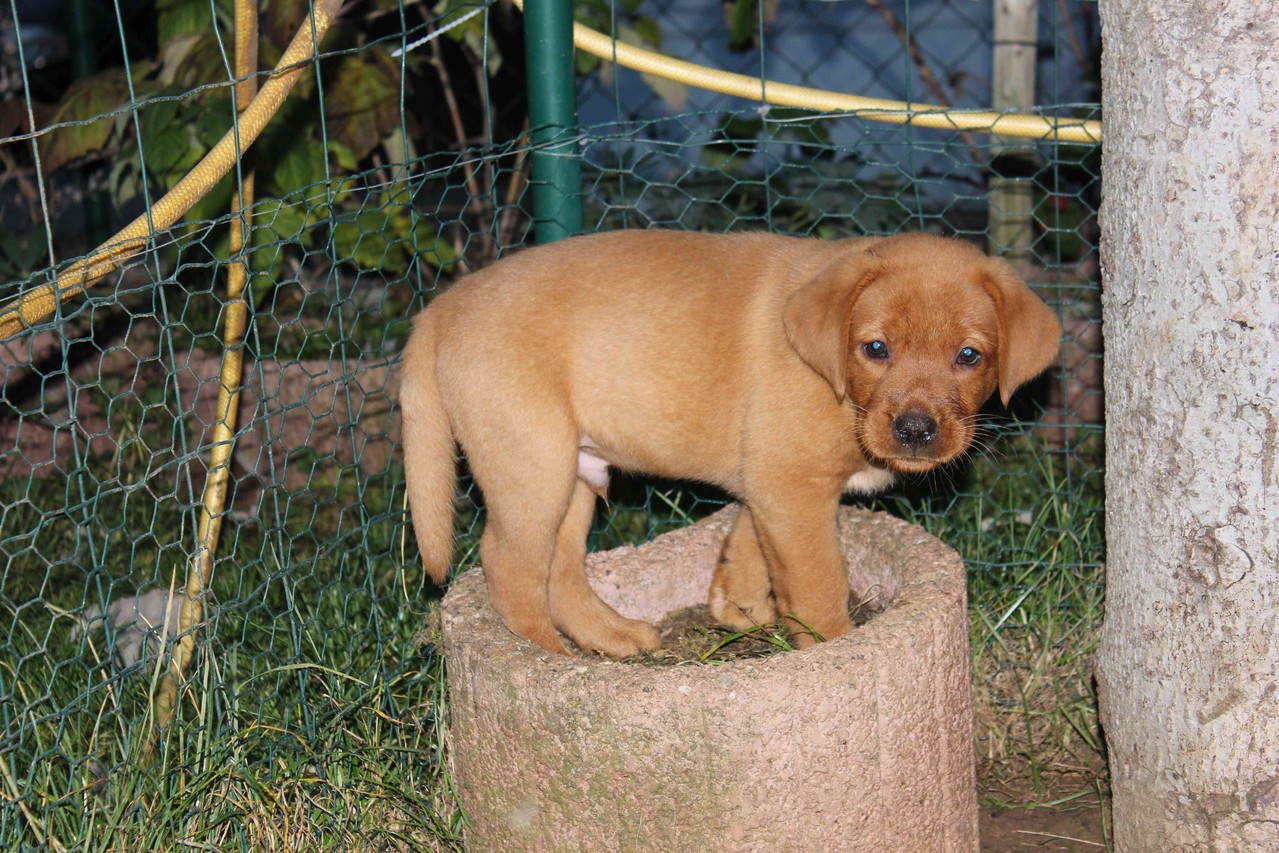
[785,234,1061,473]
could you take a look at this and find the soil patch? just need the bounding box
[629,602,880,664]
[979,755,1110,851]
[979,790,1109,851]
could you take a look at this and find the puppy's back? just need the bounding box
[424,230,837,481]
[429,230,830,358]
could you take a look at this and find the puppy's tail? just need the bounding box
[400,311,457,585]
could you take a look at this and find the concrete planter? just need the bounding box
[441,505,977,852]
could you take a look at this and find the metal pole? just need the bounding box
[523,0,583,243]
[988,0,1039,260]
[66,0,112,247]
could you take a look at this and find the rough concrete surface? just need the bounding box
[442,505,977,852]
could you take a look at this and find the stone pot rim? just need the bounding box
[443,505,965,686]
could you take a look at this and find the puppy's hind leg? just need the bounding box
[548,481,661,658]
[470,441,580,656]
[709,505,779,630]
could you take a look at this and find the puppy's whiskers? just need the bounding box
[963,414,1006,462]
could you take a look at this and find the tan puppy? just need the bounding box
[401,230,1060,657]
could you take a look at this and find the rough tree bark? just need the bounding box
[1096,2,1279,851]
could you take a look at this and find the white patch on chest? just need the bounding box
[843,466,895,495]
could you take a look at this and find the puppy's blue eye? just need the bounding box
[956,347,981,366]
[863,340,889,360]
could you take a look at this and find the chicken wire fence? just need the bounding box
[0,0,1101,846]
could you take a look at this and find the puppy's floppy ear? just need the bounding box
[982,258,1062,406]
[784,252,882,402]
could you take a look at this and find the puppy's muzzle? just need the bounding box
[892,411,939,451]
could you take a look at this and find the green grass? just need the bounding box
[875,435,1107,804]
[0,452,464,851]
[0,427,1104,849]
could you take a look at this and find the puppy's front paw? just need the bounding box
[784,612,852,649]
[709,585,778,631]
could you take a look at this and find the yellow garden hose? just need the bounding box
[511,0,1100,145]
[150,0,264,738]
[0,0,343,341]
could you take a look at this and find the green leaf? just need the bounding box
[324,50,402,164]
[191,96,234,149]
[39,67,144,172]
[700,142,754,174]
[333,208,394,272]
[413,220,456,270]
[727,0,758,52]
[630,16,661,49]
[328,140,360,172]
[434,0,503,75]
[329,187,452,278]
[267,135,328,198]
[434,0,488,41]
[718,115,765,142]
[136,98,189,179]
[249,196,311,284]
[0,228,50,281]
[575,52,602,76]
[157,0,214,45]
[769,107,831,148]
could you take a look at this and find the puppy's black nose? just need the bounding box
[893,412,938,450]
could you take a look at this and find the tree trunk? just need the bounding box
[1096,3,1279,851]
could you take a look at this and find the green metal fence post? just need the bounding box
[66,0,112,247]
[523,0,583,243]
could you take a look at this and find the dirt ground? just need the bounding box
[979,794,1108,852]
[978,762,1110,852]
[982,803,1105,853]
